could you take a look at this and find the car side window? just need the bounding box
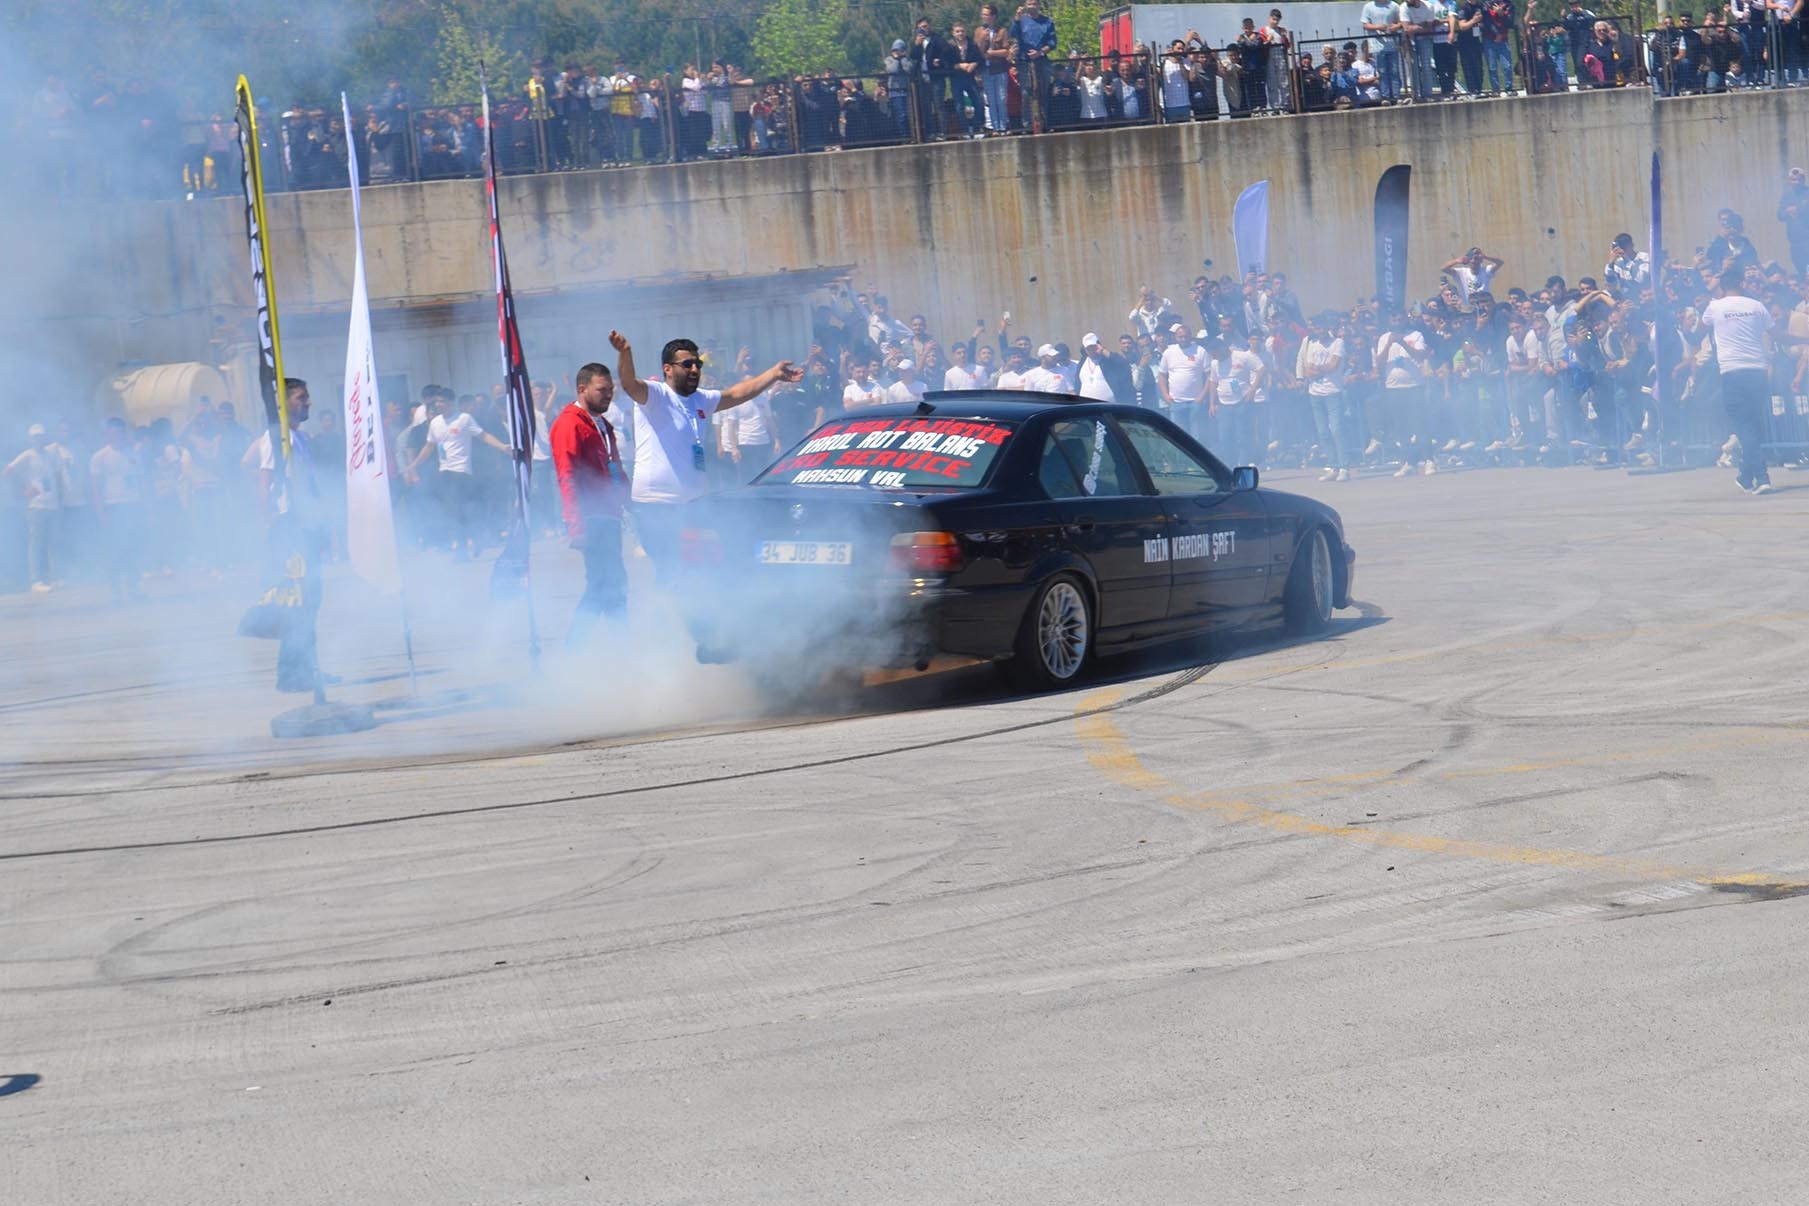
[1116,416,1228,495]
[1042,419,1137,499]
[1037,432,1086,498]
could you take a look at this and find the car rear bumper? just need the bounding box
[682,574,1033,669]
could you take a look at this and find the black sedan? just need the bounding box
[677,392,1356,691]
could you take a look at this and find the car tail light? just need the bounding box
[888,530,965,575]
[680,526,723,565]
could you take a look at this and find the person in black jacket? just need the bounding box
[947,22,986,137]
[1078,334,1138,404]
[910,17,952,138]
[1048,53,1080,129]
[1705,209,1760,276]
[1579,21,1625,87]
[1188,48,1222,118]
[795,72,839,151]
[1700,15,1739,90]
[1778,168,1809,277]
[778,356,838,448]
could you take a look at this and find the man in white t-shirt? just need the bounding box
[1702,267,1776,493]
[996,346,1031,390]
[1497,313,1538,448]
[842,359,886,410]
[1603,232,1651,298]
[1021,344,1067,393]
[89,416,145,600]
[1440,247,1503,302]
[1528,311,1567,454]
[866,295,910,347]
[1127,286,1172,338]
[610,329,802,583]
[942,341,987,391]
[887,359,928,404]
[1361,0,1404,99]
[1375,312,1434,475]
[1158,325,1211,439]
[4,423,67,591]
[403,392,512,560]
[1352,48,1383,103]
[720,389,784,485]
[1159,44,1194,121]
[1297,316,1350,479]
[1217,333,1269,467]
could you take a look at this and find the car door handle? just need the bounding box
[1064,515,1096,533]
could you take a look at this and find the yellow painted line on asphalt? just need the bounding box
[1074,688,1806,892]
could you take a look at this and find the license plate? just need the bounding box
[757,540,853,566]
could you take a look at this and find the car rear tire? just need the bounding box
[1007,574,1093,691]
[1283,527,1335,636]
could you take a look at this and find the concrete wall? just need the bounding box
[10,87,1808,410]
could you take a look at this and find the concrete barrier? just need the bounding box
[8,86,1808,405]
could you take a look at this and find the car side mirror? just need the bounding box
[1232,465,1259,491]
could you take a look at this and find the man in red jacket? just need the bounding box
[549,362,628,645]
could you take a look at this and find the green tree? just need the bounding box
[1049,0,1100,57]
[751,0,847,77]
[430,3,516,103]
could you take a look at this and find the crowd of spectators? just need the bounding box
[0,380,587,596]
[781,178,1809,488]
[24,1,1809,198]
[8,175,1809,596]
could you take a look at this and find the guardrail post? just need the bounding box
[663,74,680,163]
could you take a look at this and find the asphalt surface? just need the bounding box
[5,463,1809,1203]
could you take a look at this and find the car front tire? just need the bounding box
[1283,527,1335,636]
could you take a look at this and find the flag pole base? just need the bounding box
[270,700,378,739]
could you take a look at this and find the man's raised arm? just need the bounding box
[718,360,805,411]
[609,330,650,405]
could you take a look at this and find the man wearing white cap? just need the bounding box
[4,423,67,592]
[887,358,928,404]
[1158,325,1212,438]
[1077,333,1133,403]
[1021,344,1066,393]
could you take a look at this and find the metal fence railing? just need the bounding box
[1664,373,1809,462]
[1524,17,1646,92]
[49,15,1809,201]
[1642,5,1809,96]
[1057,52,1161,129]
[1645,15,1804,96]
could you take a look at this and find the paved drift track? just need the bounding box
[5,467,1809,1202]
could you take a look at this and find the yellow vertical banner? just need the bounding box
[234,76,291,458]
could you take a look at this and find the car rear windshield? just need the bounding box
[758,416,1018,490]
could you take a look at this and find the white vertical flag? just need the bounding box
[341,93,402,595]
[1232,180,1270,280]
